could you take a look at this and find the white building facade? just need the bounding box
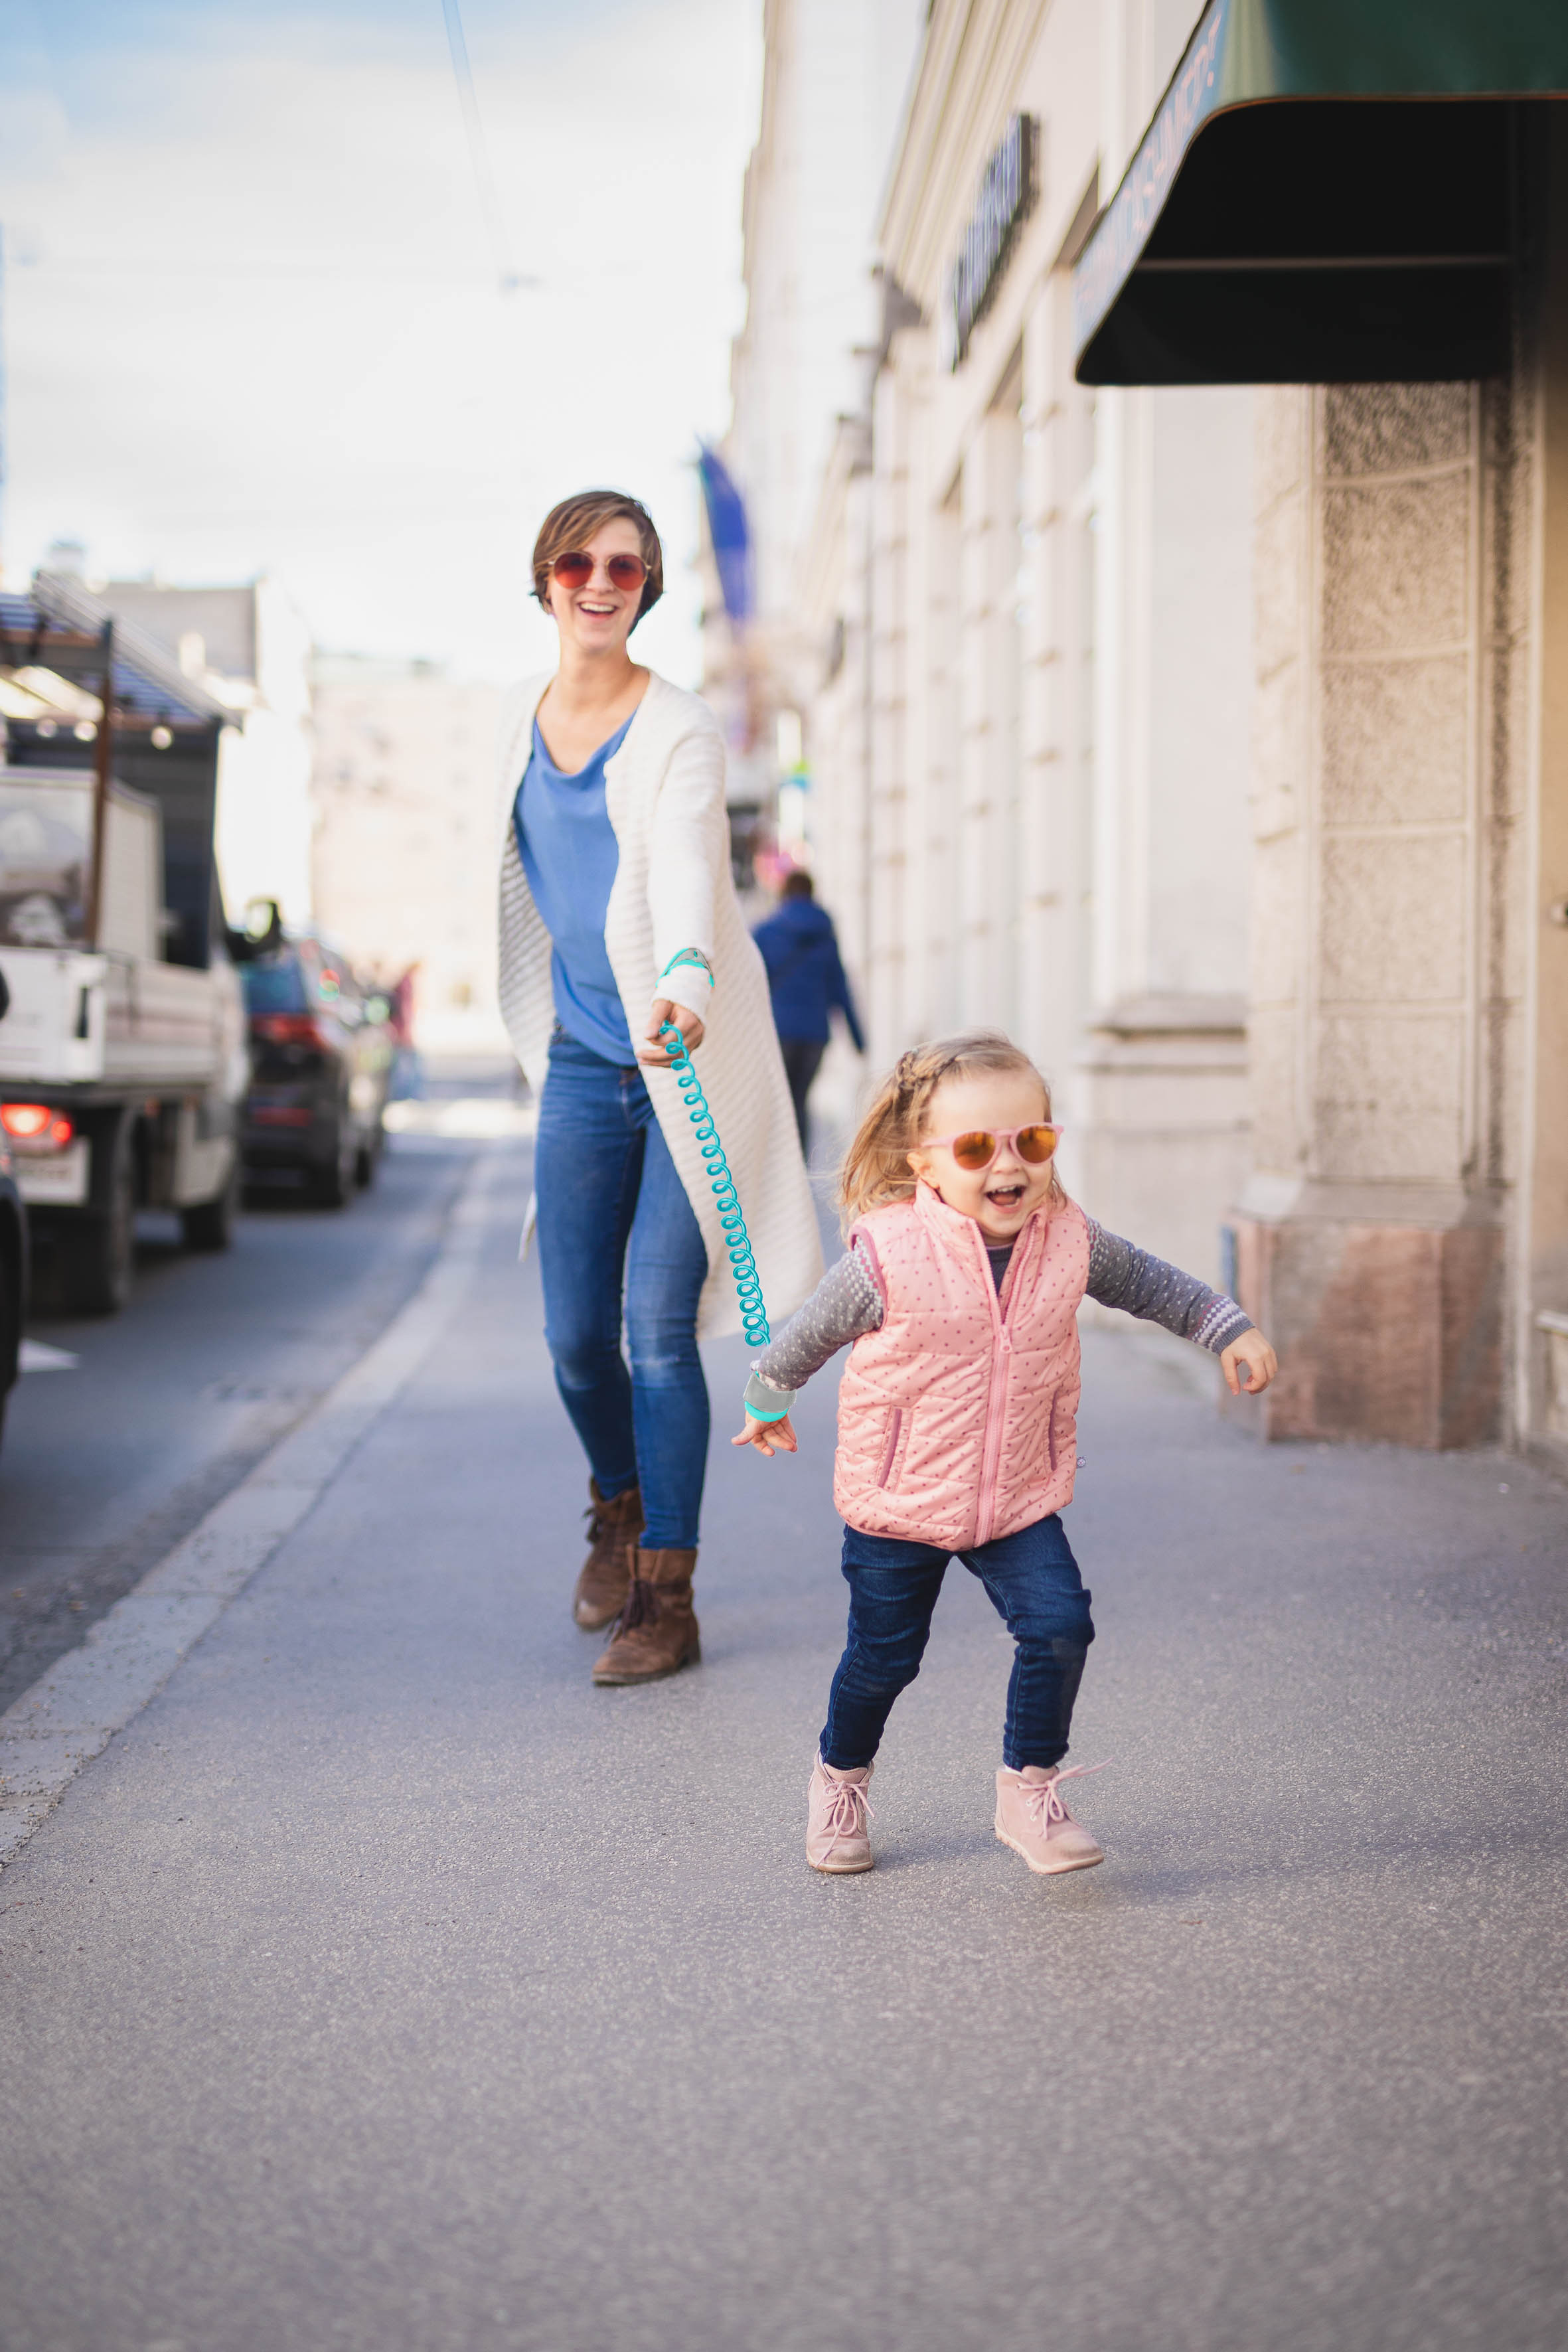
[742,0,1255,1287]
[309,655,505,1055]
[100,576,315,931]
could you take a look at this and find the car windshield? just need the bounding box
[242,955,307,1014]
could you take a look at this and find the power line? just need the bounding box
[440,0,533,295]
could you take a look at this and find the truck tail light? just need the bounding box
[1,1103,74,1151]
[252,1014,325,1048]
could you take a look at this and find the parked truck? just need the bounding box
[0,573,248,1313]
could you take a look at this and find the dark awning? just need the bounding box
[0,572,232,730]
[1073,0,1568,386]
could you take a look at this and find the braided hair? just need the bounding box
[836,1030,1065,1231]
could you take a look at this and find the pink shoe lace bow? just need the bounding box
[820,1773,875,1845]
[1019,1759,1110,1830]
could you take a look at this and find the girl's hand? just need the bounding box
[731,1411,798,1458]
[637,997,706,1066]
[1221,1328,1278,1396]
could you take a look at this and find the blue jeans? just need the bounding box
[534,1029,710,1549]
[821,1516,1095,1772]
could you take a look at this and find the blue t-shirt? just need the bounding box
[514,712,635,1065]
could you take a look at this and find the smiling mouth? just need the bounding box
[985,1182,1026,1211]
[579,599,617,615]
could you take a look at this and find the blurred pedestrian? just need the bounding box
[386,962,424,1101]
[752,870,864,1148]
[497,489,821,1687]
[732,1029,1278,1877]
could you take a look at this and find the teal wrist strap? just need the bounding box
[744,1399,791,1424]
[661,949,714,986]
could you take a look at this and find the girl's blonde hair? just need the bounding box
[836,1030,1066,1231]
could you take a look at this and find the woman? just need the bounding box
[498,489,822,1686]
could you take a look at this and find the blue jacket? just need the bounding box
[751,897,864,1050]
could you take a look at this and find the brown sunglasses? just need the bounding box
[551,550,648,592]
[921,1123,1063,1171]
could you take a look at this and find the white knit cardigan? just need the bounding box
[497,668,824,1339]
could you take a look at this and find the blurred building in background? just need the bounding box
[720,0,1254,1296]
[309,655,505,1055]
[97,573,315,930]
[702,0,927,865]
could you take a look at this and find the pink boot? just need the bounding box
[806,1756,875,1874]
[994,1762,1106,1875]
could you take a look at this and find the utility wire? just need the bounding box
[440,0,532,295]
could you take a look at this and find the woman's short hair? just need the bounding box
[532,490,664,625]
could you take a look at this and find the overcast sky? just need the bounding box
[0,0,762,682]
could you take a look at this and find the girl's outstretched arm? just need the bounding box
[732,1239,885,1458]
[1085,1219,1277,1390]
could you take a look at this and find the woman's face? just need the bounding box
[544,516,647,658]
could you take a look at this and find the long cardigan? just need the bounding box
[496,668,824,1340]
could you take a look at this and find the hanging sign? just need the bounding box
[947,114,1038,370]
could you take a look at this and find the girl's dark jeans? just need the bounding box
[821,1514,1095,1772]
[534,1029,710,1549]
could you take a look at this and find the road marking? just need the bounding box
[19,1339,79,1372]
[0,1149,502,1867]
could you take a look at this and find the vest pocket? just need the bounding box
[876,1407,904,1488]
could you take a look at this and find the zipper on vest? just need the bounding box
[973,1221,1026,1545]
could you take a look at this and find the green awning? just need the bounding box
[1073,0,1568,386]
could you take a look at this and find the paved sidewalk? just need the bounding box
[1,1138,1565,2352]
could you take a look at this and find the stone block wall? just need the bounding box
[1235,378,1532,1447]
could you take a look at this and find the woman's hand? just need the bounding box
[637,997,706,1066]
[731,1411,799,1458]
[1221,1328,1279,1396]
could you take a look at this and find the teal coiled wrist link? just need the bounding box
[655,1016,771,1356]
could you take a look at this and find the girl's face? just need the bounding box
[544,516,646,658]
[905,1066,1057,1243]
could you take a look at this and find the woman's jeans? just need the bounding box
[821,1514,1095,1772]
[534,1030,709,1549]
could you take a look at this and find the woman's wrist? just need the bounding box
[656,948,714,1021]
[660,947,714,988]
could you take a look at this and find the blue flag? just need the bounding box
[696,445,753,624]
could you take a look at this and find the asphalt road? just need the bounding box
[1,1133,1565,2352]
[0,1117,480,1713]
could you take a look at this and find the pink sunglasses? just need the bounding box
[919,1123,1063,1171]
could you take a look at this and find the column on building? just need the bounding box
[1018,267,1097,1130]
[1233,381,1531,1447]
[1069,375,1255,1292]
[957,371,1024,1030]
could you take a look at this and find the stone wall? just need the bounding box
[1235,377,1533,1447]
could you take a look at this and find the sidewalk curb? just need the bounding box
[0,1150,503,1867]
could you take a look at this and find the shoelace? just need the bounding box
[1018,1759,1110,1833]
[819,1772,875,1850]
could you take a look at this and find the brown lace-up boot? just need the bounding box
[591,1545,700,1684]
[572,1480,644,1630]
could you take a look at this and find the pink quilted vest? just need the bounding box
[833,1184,1091,1549]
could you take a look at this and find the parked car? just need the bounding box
[240,933,393,1206]
[0,967,30,1452]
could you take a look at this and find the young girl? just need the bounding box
[733,1032,1277,1877]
